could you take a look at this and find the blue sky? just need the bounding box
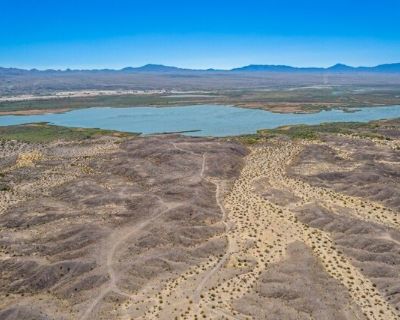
[1,0,400,69]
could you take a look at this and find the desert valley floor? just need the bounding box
[1,123,400,320]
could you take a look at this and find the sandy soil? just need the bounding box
[1,131,400,320]
[0,90,167,103]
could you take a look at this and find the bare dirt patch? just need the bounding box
[1,124,400,320]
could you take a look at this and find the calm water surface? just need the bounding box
[0,105,399,137]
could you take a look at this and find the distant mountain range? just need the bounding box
[231,63,400,73]
[1,63,400,75]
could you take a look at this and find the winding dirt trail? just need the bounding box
[174,147,236,306]
[193,177,236,305]
[81,143,212,320]
[80,201,179,320]
[188,141,398,319]
[81,139,399,320]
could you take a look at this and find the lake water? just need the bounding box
[0,105,399,137]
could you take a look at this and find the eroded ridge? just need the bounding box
[2,132,400,320]
[140,140,399,320]
[216,143,398,320]
[0,136,246,320]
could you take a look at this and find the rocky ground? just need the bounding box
[1,124,400,320]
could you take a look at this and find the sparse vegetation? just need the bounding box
[0,123,137,142]
[233,118,400,143]
[0,118,399,320]
[2,85,400,114]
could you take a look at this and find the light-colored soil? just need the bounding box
[1,132,400,320]
[0,90,167,103]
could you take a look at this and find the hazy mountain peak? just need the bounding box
[2,62,400,75]
[122,64,183,72]
[327,63,353,70]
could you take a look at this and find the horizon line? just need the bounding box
[1,62,400,72]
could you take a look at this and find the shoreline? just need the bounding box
[1,115,399,142]
[0,100,398,117]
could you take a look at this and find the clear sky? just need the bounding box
[1,0,400,69]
